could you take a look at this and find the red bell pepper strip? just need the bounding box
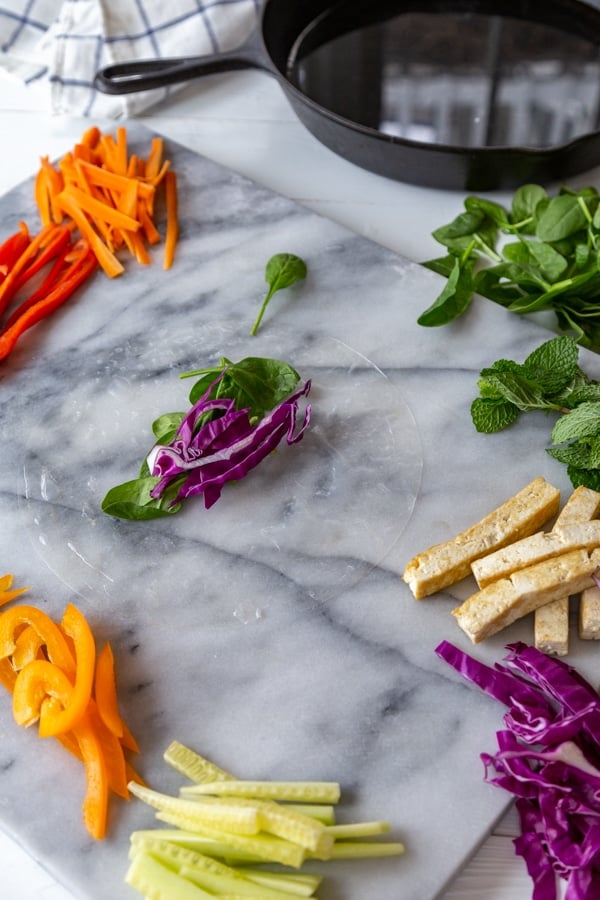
[13,223,71,292]
[0,224,30,287]
[0,245,96,360]
[0,223,60,318]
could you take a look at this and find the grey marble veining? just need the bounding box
[1,124,599,900]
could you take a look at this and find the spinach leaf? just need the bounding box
[101,476,183,520]
[419,181,600,351]
[535,194,588,242]
[510,184,548,231]
[417,255,475,326]
[185,357,300,418]
[250,253,307,335]
[102,354,309,521]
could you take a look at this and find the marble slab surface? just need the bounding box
[1,123,599,900]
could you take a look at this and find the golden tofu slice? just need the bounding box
[453,547,600,643]
[402,477,560,599]
[534,596,570,656]
[532,486,600,654]
[554,485,600,527]
[472,521,600,588]
[579,586,600,639]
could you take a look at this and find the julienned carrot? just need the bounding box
[0,127,180,361]
[0,584,140,840]
[164,170,178,270]
[55,191,124,279]
[33,129,179,277]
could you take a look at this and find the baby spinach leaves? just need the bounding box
[101,356,308,521]
[250,253,307,335]
[471,335,600,490]
[420,184,600,352]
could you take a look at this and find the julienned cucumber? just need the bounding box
[125,740,405,898]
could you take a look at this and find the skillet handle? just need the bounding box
[95,46,266,95]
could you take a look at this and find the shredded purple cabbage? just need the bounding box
[147,377,311,509]
[436,640,600,899]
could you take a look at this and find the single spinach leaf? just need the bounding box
[101,477,183,520]
[417,256,475,326]
[510,184,548,230]
[422,255,456,278]
[465,196,509,228]
[432,209,484,246]
[152,412,186,443]
[250,253,307,335]
[187,357,300,417]
[536,194,588,242]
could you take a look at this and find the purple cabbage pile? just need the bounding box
[436,640,600,899]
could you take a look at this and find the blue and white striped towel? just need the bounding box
[0,0,258,117]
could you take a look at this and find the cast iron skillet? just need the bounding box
[95,0,600,191]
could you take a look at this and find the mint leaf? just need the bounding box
[475,370,549,411]
[471,397,520,433]
[472,335,600,492]
[522,335,580,396]
[551,402,600,445]
[547,442,596,468]
[567,465,600,493]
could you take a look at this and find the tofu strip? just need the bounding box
[403,477,560,599]
[579,585,600,639]
[453,547,600,643]
[533,487,600,655]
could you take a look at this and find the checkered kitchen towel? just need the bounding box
[0,0,259,117]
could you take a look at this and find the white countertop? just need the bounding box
[0,66,589,900]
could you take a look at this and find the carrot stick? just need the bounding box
[60,184,141,233]
[163,170,178,270]
[55,191,124,278]
[77,160,154,200]
[145,136,163,180]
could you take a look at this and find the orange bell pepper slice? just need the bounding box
[0,573,29,609]
[0,604,75,675]
[72,711,109,840]
[0,597,140,841]
[94,641,124,738]
[37,603,95,737]
[12,658,72,728]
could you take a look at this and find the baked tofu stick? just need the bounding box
[532,487,600,655]
[554,485,600,527]
[472,522,600,588]
[579,586,600,639]
[402,477,560,599]
[534,596,570,656]
[453,547,600,643]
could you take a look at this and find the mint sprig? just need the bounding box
[471,335,600,489]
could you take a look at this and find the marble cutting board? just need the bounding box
[1,122,600,900]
